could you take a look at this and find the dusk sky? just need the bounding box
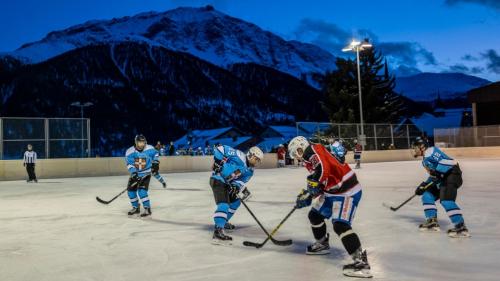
[1,0,499,80]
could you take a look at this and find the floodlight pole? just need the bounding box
[355,45,365,145]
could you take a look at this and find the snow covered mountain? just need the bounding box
[0,43,325,156]
[7,5,336,81]
[395,72,491,102]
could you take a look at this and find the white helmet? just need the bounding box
[288,136,309,159]
[247,146,264,161]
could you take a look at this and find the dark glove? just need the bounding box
[295,189,312,209]
[227,184,239,197]
[415,181,432,196]
[130,172,141,184]
[213,159,224,173]
[306,179,322,196]
[23,163,26,167]
[152,162,159,174]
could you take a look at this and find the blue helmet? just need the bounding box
[330,141,346,163]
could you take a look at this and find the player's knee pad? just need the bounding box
[422,191,436,205]
[229,199,241,212]
[309,210,327,240]
[333,221,361,255]
[138,188,148,198]
[308,209,324,225]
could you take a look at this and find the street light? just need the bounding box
[71,101,93,158]
[342,39,372,147]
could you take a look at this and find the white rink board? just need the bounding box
[1,159,500,281]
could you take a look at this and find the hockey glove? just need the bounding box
[306,178,322,196]
[152,162,159,174]
[212,157,228,173]
[415,181,434,196]
[227,184,240,197]
[295,189,312,209]
[130,172,141,185]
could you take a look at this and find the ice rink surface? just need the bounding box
[1,159,500,281]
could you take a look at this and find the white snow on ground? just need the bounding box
[1,159,500,281]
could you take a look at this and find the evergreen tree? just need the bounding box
[321,46,405,124]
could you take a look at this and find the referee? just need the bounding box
[23,144,38,183]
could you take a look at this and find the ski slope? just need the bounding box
[1,159,499,281]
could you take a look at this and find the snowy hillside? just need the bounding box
[8,6,336,80]
[395,72,491,101]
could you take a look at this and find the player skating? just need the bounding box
[125,134,159,218]
[152,145,167,188]
[210,145,264,245]
[288,136,372,278]
[413,137,470,238]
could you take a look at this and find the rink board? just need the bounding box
[1,159,500,281]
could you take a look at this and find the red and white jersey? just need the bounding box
[354,144,362,155]
[303,144,361,195]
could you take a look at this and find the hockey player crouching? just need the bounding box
[288,136,372,278]
[413,137,470,237]
[210,145,264,245]
[125,134,159,218]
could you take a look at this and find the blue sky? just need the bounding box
[1,0,499,80]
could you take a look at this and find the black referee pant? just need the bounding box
[26,163,37,181]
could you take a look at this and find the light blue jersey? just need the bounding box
[211,145,253,190]
[125,144,159,177]
[422,147,457,181]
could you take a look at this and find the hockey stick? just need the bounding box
[96,178,141,205]
[238,197,293,247]
[383,182,434,212]
[96,188,127,205]
[243,206,297,248]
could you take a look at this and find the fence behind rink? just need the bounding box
[434,125,500,147]
[0,117,91,160]
[296,122,422,150]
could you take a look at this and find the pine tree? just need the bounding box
[321,47,405,124]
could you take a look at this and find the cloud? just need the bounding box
[378,42,437,66]
[449,63,471,72]
[444,0,500,10]
[482,49,500,74]
[393,65,422,77]
[293,18,437,73]
[461,54,480,61]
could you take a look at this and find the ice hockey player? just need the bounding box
[125,134,159,218]
[353,139,362,169]
[152,145,167,188]
[288,136,372,278]
[210,145,264,245]
[329,140,347,164]
[412,137,470,238]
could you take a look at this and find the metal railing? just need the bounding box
[434,125,500,147]
[296,122,422,150]
[0,117,90,159]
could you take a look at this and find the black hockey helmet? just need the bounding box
[135,134,147,150]
[413,137,429,149]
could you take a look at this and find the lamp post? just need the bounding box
[342,39,372,147]
[70,102,93,157]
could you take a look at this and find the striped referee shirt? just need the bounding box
[23,151,37,164]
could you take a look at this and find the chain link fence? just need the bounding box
[434,125,500,147]
[296,122,422,150]
[0,117,90,160]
